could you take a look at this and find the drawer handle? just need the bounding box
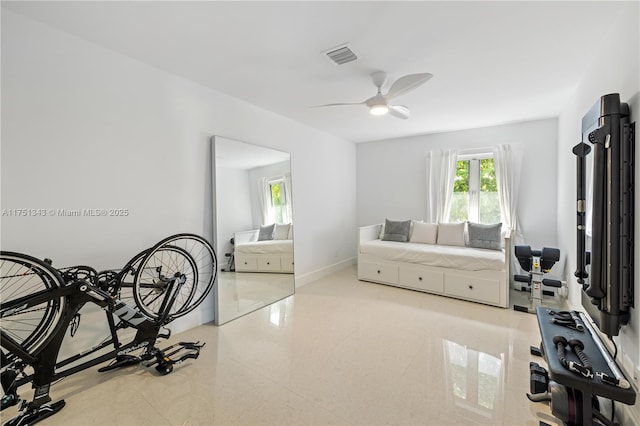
[468,285,474,290]
[244,261,248,265]
[267,262,270,265]
[418,277,423,281]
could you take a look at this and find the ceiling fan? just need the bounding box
[314,71,433,119]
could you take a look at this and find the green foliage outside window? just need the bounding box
[270,182,284,224]
[450,158,500,223]
[451,160,470,222]
[479,158,497,192]
[453,160,470,192]
[479,158,500,223]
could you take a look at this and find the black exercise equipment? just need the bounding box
[552,336,593,379]
[574,93,634,337]
[547,310,585,332]
[221,237,235,272]
[529,362,549,395]
[529,93,636,426]
[526,307,635,426]
[513,245,562,313]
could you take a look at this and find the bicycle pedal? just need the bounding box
[1,393,19,410]
[155,357,174,376]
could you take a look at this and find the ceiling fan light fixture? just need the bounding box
[369,104,389,116]
[313,71,432,120]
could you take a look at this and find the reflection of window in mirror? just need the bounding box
[268,178,285,223]
[261,175,292,225]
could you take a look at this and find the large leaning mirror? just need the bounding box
[211,136,295,324]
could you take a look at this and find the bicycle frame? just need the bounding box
[1,270,183,409]
[1,234,215,425]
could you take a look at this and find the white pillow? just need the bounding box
[410,222,437,244]
[274,223,291,240]
[437,222,466,246]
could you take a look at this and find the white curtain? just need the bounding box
[258,177,271,225]
[492,144,523,238]
[425,149,458,223]
[283,172,293,224]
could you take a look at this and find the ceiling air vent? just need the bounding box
[324,44,357,65]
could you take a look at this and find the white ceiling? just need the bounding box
[3,1,633,143]
[214,136,290,170]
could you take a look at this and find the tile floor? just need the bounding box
[2,266,558,425]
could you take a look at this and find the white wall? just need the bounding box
[357,118,559,251]
[215,167,253,259]
[556,3,640,389]
[1,10,356,332]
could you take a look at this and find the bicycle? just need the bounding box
[0,233,217,425]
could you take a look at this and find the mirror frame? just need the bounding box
[210,135,295,325]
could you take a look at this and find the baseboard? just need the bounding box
[295,257,356,288]
[172,306,215,334]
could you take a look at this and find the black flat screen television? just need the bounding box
[574,93,634,337]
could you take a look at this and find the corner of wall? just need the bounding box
[295,257,356,288]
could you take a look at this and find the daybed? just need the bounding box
[358,221,511,308]
[234,223,294,273]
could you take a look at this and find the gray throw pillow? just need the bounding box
[382,219,411,242]
[258,223,275,241]
[467,222,502,250]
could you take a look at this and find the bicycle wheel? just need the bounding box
[133,234,216,321]
[98,247,150,306]
[132,245,196,320]
[0,252,65,362]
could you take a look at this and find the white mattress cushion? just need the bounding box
[359,239,504,271]
[235,240,293,255]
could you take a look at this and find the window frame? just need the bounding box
[265,176,288,224]
[451,151,497,224]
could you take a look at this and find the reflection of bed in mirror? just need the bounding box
[211,135,295,325]
[234,226,294,273]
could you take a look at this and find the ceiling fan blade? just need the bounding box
[388,105,410,119]
[311,102,364,108]
[386,73,433,100]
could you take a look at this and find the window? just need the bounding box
[261,176,292,225]
[449,154,500,224]
[259,174,292,225]
[268,178,285,224]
